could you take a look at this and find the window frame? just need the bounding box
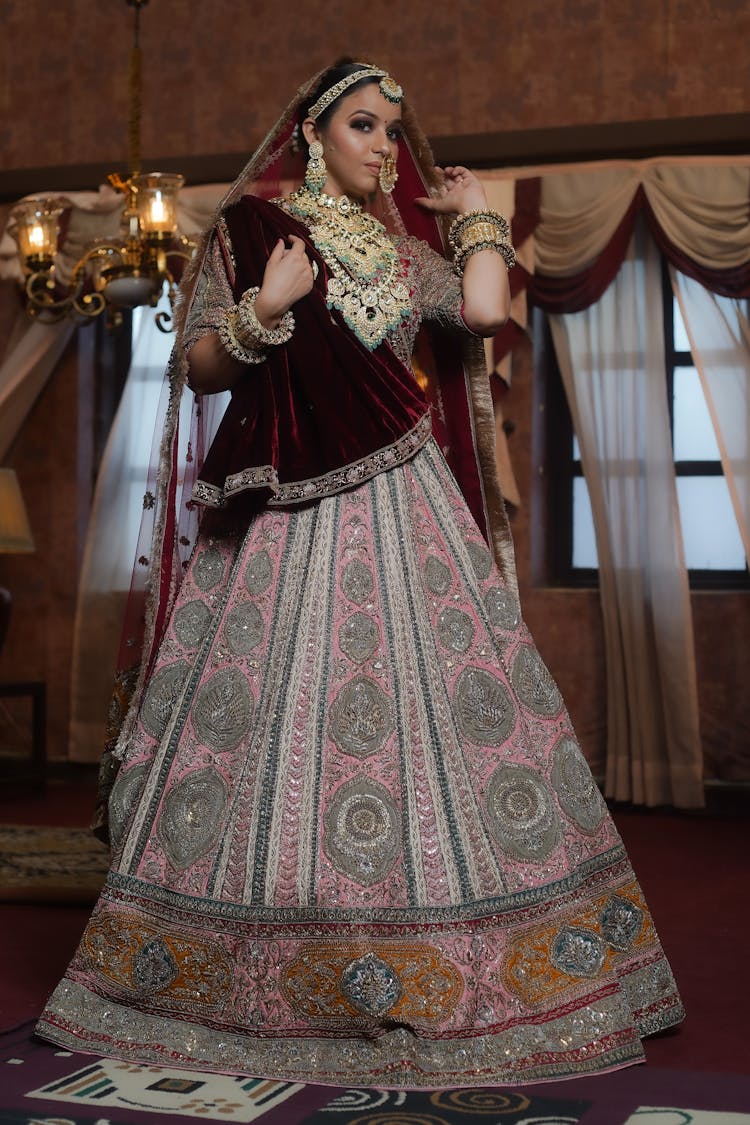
[534,266,750,591]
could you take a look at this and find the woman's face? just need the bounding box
[304,83,403,200]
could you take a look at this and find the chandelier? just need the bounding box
[7,0,196,331]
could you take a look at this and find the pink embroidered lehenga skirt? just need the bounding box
[37,439,683,1086]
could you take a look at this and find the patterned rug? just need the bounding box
[2,1022,750,1125]
[0,825,109,904]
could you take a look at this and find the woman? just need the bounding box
[37,60,683,1088]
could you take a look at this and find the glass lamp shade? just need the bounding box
[133,172,184,236]
[8,198,64,266]
[0,469,34,553]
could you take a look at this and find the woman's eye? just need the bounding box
[352,120,371,131]
[388,130,402,142]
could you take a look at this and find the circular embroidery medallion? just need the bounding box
[324,775,401,884]
[485,763,561,862]
[158,767,230,870]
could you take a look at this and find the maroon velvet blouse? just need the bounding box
[185,195,466,512]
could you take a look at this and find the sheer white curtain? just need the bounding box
[671,270,750,564]
[549,221,704,807]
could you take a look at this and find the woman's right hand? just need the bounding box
[254,235,316,328]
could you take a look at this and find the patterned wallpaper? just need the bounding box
[2,0,749,172]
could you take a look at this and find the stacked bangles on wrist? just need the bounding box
[218,286,295,364]
[448,209,516,276]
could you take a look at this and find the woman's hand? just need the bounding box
[415,166,488,216]
[254,235,316,328]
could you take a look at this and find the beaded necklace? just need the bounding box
[281,187,412,351]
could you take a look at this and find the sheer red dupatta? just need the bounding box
[93,69,516,837]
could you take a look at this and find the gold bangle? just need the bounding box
[237,286,295,347]
[218,307,268,365]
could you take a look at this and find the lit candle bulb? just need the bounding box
[150,191,166,229]
[29,224,45,248]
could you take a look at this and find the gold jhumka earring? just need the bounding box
[379,153,398,195]
[305,140,327,195]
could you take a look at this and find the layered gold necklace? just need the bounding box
[281,187,412,351]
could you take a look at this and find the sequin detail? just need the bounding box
[223,602,264,655]
[511,645,563,717]
[324,775,401,885]
[173,599,214,650]
[437,607,475,653]
[280,942,463,1025]
[453,667,515,745]
[193,548,225,591]
[551,736,606,834]
[484,764,561,862]
[140,661,190,741]
[193,668,254,751]
[341,560,374,605]
[158,767,230,870]
[424,555,452,596]
[338,612,378,664]
[329,676,395,758]
[108,762,150,849]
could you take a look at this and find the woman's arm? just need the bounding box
[416,166,512,337]
[186,235,315,395]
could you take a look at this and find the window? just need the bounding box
[536,267,749,589]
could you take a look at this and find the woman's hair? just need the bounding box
[296,58,386,151]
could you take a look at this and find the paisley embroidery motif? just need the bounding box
[140,661,190,741]
[193,668,254,751]
[338,612,379,664]
[452,667,515,746]
[511,645,563,717]
[158,767,230,870]
[328,676,394,759]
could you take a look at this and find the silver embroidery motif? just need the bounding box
[193,548,225,591]
[244,550,273,595]
[424,555,451,596]
[600,895,645,952]
[466,540,493,581]
[453,667,515,746]
[437,607,475,653]
[339,612,379,664]
[223,602,264,655]
[140,661,191,741]
[324,775,401,885]
[108,762,150,849]
[329,676,394,759]
[193,668,254,751]
[340,953,403,1017]
[173,599,214,650]
[158,767,230,871]
[550,927,607,978]
[510,645,563,717]
[132,938,179,993]
[485,587,520,631]
[341,560,374,606]
[485,763,561,862]
[551,736,606,835]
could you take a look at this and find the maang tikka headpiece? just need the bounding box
[307,65,403,121]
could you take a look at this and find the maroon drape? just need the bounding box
[529,183,750,314]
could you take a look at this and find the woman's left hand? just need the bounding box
[415,166,487,216]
